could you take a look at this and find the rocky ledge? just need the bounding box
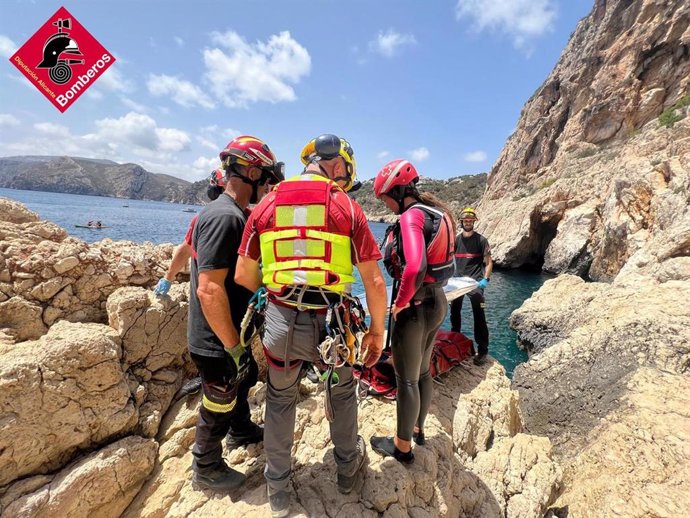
[0,200,563,517]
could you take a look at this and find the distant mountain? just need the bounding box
[0,156,208,204]
[0,155,487,218]
[350,173,488,222]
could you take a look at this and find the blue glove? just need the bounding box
[153,278,171,296]
[478,278,489,290]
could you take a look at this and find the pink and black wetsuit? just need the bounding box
[382,203,455,443]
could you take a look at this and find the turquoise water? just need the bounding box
[1,188,549,376]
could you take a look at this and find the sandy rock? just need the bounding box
[106,286,191,437]
[469,434,562,518]
[512,274,690,451]
[0,321,137,486]
[53,256,79,274]
[1,436,158,518]
[0,198,40,224]
[125,360,560,518]
[453,363,522,462]
[0,296,47,341]
[550,368,690,518]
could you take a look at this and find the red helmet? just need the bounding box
[374,159,419,198]
[219,135,277,169]
[209,167,227,188]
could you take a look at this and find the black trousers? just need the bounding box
[391,286,447,441]
[190,351,258,474]
[450,287,489,355]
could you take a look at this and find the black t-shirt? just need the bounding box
[454,232,491,280]
[188,194,252,358]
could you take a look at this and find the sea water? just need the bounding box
[1,188,550,376]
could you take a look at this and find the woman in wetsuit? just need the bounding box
[369,159,456,464]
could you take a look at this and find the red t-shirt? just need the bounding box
[239,178,381,265]
[184,215,198,246]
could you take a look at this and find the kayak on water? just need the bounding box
[75,225,109,229]
[358,276,478,312]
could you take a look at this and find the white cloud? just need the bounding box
[0,113,205,181]
[34,122,70,136]
[464,150,487,162]
[197,126,241,152]
[204,30,311,107]
[97,66,135,93]
[174,37,184,47]
[0,35,17,58]
[0,113,20,126]
[193,156,218,172]
[147,74,215,109]
[376,150,390,161]
[409,147,430,162]
[120,96,148,112]
[455,0,556,50]
[369,29,417,58]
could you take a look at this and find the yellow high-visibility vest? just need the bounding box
[259,174,355,297]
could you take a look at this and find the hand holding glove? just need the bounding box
[153,278,171,296]
[478,278,490,290]
[225,344,251,381]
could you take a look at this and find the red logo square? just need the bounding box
[9,6,116,113]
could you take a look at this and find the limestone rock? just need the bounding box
[124,361,561,518]
[0,321,137,486]
[1,436,158,518]
[0,296,47,342]
[512,274,690,450]
[550,368,690,518]
[469,434,562,518]
[0,197,39,224]
[0,197,179,339]
[477,0,690,280]
[452,363,522,462]
[106,286,192,437]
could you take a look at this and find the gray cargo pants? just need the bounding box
[262,302,359,495]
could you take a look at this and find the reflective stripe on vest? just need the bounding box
[259,174,355,295]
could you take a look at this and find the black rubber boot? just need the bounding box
[192,460,246,491]
[337,435,367,494]
[473,353,488,366]
[268,489,290,518]
[226,421,264,449]
[370,436,414,464]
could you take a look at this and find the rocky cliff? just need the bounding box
[477,0,689,281]
[0,156,208,205]
[0,199,562,517]
[483,1,690,516]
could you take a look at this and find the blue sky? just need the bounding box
[0,0,592,182]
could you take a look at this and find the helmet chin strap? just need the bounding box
[229,167,261,203]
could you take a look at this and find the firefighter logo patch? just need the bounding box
[9,6,116,112]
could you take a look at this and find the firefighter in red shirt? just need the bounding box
[235,134,387,517]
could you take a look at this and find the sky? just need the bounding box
[0,0,593,183]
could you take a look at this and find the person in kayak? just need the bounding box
[450,207,493,366]
[369,159,456,464]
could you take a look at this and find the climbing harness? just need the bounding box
[317,295,368,422]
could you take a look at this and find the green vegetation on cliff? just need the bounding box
[351,173,487,221]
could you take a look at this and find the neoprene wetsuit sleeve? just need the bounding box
[395,207,427,308]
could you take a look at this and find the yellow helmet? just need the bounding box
[460,207,478,220]
[300,134,357,192]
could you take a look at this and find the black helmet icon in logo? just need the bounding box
[37,18,84,85]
